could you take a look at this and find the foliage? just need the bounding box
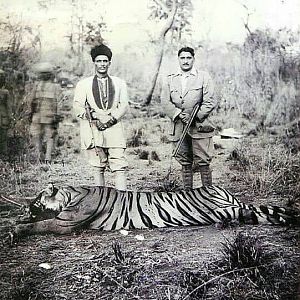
[148,0,193,43]
[239,29,300,125]
[221,232,263,272]
[84,20,108,47]
[127,127,149,148]
[0,15,41,61]
[229,136,300,202]
[180,230,299,300]
[0,15,41,153]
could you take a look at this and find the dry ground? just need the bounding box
[0,99,299,299]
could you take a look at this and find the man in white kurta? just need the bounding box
[73,44,129,190]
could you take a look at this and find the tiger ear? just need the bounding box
[44,183,55,196]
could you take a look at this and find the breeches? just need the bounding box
[174,135,214,166]
[85,147,128,172]
[30,123,57,139]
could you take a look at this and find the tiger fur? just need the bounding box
[15,184,299,236]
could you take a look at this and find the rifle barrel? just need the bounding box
[0,195,23,207]
[172,88,203,158]
[172,104,200,157]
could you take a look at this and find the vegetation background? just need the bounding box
[0,0,299,299]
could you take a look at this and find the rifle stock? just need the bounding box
[84,100,100,156]
[84,100,94,122]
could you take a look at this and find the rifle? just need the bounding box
[0,194,23,207]
[172,88,203,158]
[84,100,101,157]
[84,100,94,122]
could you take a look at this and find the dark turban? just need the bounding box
[90,44,112,62]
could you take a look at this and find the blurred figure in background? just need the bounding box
[0,69,9,157]
[29,62,61,164]
[73,44,129,190]
[161,46,217,189]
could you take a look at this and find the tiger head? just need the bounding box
[31,183,67,212]
[19,183,67,223]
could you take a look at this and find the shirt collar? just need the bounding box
[96,75,108,81]
[175,67,197,77]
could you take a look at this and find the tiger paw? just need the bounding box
[14,223,34,236]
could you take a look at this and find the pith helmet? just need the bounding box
[33,62,54,74]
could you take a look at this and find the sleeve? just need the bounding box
[196,72,217,122]
[160,76,182,121]
[73,80,87,119]
[54,84,62,113]
[23,82,36,117]
[110,79,129,121]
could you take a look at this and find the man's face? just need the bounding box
[94,55,111,76]
[178,51,195,72]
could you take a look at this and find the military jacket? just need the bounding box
[31,81,60,124]
[160,68,217,141]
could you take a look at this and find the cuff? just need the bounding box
[172,108,182,122]
[77,113,86,119]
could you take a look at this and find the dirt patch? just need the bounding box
[1,223,299,299]
[0,106,299,299]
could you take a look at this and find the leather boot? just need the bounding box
[94,168,105,186]
[115,170,127,191]
[199,165,212,186]
[182,165,193,190]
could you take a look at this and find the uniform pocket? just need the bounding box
[189,86,202,91]
[170,88,179,94]
[196,119,215,133]
[198,125,214,133]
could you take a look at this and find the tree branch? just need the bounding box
[183,262,276,300]
[160,0,177,39]
[152,0,171,15]
[142,0,177,106]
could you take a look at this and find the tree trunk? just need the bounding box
[143,45,164,106]
[142,0,177,106]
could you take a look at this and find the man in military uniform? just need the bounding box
[29,62,60,163]
[73,44,129,190]
[161,46,217,188]
[0,69,9,157]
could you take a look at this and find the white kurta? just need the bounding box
[73,75,129,149]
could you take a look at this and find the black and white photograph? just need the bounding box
[0,0,299,299]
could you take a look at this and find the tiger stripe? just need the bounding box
[21,184,299,236]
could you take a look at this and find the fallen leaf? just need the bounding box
[38,263,52,270]
[135,234,145,241]
[120,229,130,236]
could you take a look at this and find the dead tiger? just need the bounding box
[14,183,299,236]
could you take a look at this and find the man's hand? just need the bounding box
[91,120,104,130]
[178,112,191,124]
[97,116,118,131]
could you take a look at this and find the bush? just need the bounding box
[229,136,300,203]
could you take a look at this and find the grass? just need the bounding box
[180,230,299,300]
[0,24,299,300]
[1,227,298,300]
[221,232,263,272]
[228,135,300,205]
[0,71,299,300]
